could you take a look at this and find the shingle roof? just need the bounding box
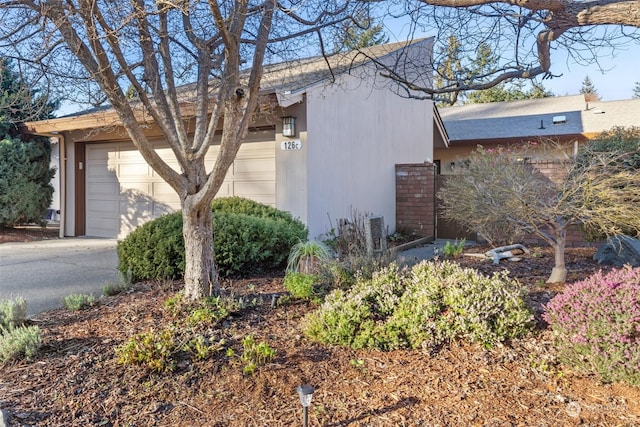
[259,38,432,94]
[439,95,640,141]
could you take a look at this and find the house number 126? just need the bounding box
[280,140,302,150]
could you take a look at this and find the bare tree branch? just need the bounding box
[377,0,640,98]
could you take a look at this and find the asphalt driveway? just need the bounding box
[0,238,119,316]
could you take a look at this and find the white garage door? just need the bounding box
[85,130,276,238]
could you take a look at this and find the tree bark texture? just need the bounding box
[182,200,215,300]
[547,228,567,283]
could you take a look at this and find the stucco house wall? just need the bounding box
[302,67,436,239]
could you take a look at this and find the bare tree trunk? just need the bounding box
[547,227,567,283]
[182,202,215,301]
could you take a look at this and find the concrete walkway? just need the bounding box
[395,238,461,266]
[0,238,119,316]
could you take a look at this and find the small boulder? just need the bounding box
[594,235,640,267]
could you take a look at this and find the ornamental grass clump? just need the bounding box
[543,266,640,385]
[303,260,534,351]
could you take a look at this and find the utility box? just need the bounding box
[365,216,387,256]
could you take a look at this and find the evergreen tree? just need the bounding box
[466,81,553,104]
[633,82,640,99]
[435,38,553,105]
[434,35,464,106]
[335,14,388,51]
[0,59,57,227]
[579,75,599,99]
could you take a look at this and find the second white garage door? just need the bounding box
[85,130,276,238]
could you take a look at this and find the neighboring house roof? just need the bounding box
[26,38,434,133]
[440,94,640,143]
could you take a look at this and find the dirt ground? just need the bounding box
[0,231,638,427]
[0,225,60,244]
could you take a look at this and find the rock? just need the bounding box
[565,401,581,418]
[594,235,640,267]
[0,408,11,427]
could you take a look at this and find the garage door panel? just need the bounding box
[87,145,114,161]
[86,137,275,238]
[234,158,276,174]
[234,180,276,196]
[120,199,153,216]
[88,182,120,197]
[87,218,120,238]
[118,163,151,178]
[118,148,147,161]
[87,198,119,213]
[120,181,151,194]
[216,182,231,197]
[152,182,180,200]
[154,202,175,217]
[86,163,117,180]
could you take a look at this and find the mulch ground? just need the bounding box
[0,225,60,244]
[0,233,638,426]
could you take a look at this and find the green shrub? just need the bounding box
[327,250,398,290]
[284,272,320,300]
[211,196,302,223]
[0,325,41,362]
[117,327,178,372]
[304,261,533,351]
[186,335,224,361]
[239,335,275,375]
[581,126,640,170]
[578,127,640,240]
[442,239,465,257]
[0,137,55,227]
[544,267,640,385]
[118,197,307,279]
[0,297,27,329]
[63,293,96,311]
[118,293,238,372]
[213,212,305,276]
[117,211,185,281]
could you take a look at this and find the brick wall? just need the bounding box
[526,159,598,247]
[520,226,600,248]
[434,158,600,247]
[395,163,436,239]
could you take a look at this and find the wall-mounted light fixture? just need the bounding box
[282,116,296,137]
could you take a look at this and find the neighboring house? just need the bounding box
[25,39,448,240]
[435,94,640,174]
[434,94,640,240]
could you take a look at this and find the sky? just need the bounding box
[542,50,639,101]
[381,13,640,102]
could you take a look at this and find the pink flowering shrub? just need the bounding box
[543,266,640,385]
